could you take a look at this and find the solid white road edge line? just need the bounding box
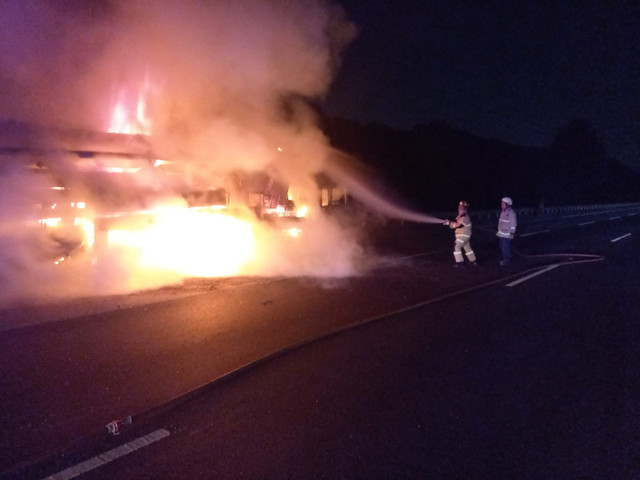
[611,233,632,243]
[578,221,595,226]
[506,264,560,287]
[42,429,170,480]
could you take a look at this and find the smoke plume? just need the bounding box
[0,0,436,307]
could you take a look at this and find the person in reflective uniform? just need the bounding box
[496,196,517,265]
[444,200,477,267]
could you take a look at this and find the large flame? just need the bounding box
[104,88,262,280]
[107,207,256,277]
[108,76,153,135]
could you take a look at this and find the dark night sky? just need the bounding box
[324,1,640,169]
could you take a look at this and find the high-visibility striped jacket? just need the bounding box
[450,212,472,239]
[497,208,517,238]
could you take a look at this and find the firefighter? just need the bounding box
[444,200,477,267]
[496,196,517,265]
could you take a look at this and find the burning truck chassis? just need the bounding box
[0,0,449,305]
[0,121,352,300]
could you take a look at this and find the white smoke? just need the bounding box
[0,1,436,306]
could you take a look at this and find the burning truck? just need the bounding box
[0,0,384,302]
[0,117,437,304]
[0,119,330,284]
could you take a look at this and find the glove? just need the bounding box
[443,220,450,226]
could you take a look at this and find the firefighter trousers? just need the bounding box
[453,236,476,263]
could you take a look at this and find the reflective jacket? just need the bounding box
[450,212,472,240]
[497,208,517,238]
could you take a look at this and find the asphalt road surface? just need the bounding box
[1,205,639,479]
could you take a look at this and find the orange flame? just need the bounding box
[108,77,153,135]
[106,207,256,277]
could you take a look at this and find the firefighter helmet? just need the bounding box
[501,197,513,206]
[459,200,469,208]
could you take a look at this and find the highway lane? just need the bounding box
[87,249,639,478]
[2,206,639,478]
[21,210,640,479]
[0,250,511,474]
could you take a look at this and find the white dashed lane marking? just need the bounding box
[42,429,170,480]
[611,233,632,243]
[506,264,560,287]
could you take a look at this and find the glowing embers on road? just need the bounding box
[107,207,256,277]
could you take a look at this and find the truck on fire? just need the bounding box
[0,120,330,267]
